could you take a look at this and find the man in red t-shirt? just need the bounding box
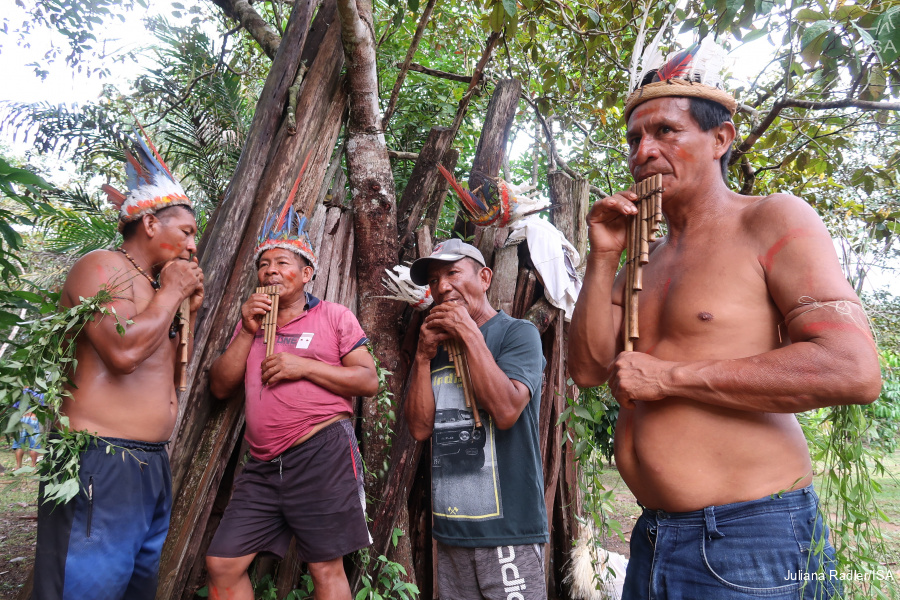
[205,210,378,600]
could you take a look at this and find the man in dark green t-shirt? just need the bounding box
[407,239,549,600]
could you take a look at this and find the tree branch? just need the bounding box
[210,0,283,60]
[734,96,900,160]
[381,0,438,130]
[448,32,500,135]
[780,98,900,112]
[521,94,607,198]
[388,150,419,160]
[405,62,474,83]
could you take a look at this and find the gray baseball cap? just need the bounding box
[409,238,487,286]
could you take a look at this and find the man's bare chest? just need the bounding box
[628,241,782,353]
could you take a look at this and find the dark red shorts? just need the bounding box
[206,420,371,563]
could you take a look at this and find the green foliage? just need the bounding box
[11,0,149,79]
[866,351,900,454]
[354,531,420,600]
[558,383,624,590]
[0,155,55,325]
[367,346,396,480]
[801,404,898,598]
[0,287,130,504]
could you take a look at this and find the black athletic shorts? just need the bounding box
[206,419,371,563]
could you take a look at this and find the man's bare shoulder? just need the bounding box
[742,192,822,226]
[62,249,134,307]
[739,192,829,245]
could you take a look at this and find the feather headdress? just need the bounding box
[437,165,551,228]
[254,152,317,269]
[103,124,191,232]
[624,23,736,121]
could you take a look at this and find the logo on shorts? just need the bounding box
[497,546,526,600]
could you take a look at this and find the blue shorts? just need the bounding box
[624,485,841,599]
[33,436,172,600]
[12,415,40,450]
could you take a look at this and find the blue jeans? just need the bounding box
[624,485,842,599]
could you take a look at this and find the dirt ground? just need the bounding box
[0,446,39,599]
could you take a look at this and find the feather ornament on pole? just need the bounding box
[437,164,551,228]
[379,265,433,310]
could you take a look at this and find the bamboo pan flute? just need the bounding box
[257,285,280,357]
[445,339,482,428]
[176,297,191,392]
[623,173,664,352]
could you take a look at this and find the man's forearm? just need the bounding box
[625,337,881,413]
[569,252,623,387]
[300,362,377,398]
[405,356,435,441]
[209,329,253,399]
[459,328,529,429]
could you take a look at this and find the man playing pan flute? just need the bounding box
[569,36,881,598]
[406,239,549,600]
[34,129,203,600]
[206,203,377,600]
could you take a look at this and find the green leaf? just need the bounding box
[742,27,769,43]
[489,2,504,32]
[800,20,836,66]
[872,7,900,64]
[795,8,825,22]
[572,405,596,422]
[502,0,516,18]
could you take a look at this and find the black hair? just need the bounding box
[120,204,196,240]
[687,97,733,182]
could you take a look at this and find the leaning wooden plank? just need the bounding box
[325,210,353,303]
[309,206,343,299]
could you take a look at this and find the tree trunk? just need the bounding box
[336,0,416,582]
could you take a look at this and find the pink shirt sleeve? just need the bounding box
[336,305,368,357]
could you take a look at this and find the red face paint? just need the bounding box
[159,243,175,251]
[758,228,811,271]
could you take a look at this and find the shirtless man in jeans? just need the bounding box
[568,44,881,598]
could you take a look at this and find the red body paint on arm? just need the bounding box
[801,321,865,336]
[758,228,812,271]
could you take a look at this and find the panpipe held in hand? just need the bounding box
[176,297,191,392]
[623,173,663,352]
[445,339,482,429]
[257,286,280,357]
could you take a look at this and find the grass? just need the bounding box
[0,444,41,599]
